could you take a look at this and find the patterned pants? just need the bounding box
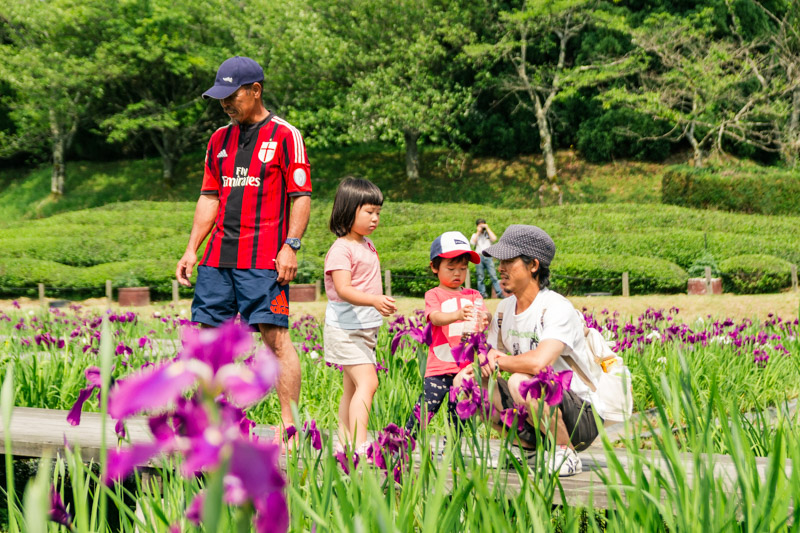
[405,374,462,435]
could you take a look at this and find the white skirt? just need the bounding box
[323,324,379,366]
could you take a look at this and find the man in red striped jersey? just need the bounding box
[176,56,310,437]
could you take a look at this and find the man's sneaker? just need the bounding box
[551,445,582,477]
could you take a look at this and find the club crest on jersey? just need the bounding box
[258,141,277,163]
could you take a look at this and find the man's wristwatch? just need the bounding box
[284,238,301,251]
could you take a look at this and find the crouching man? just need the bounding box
[458,224,608,477]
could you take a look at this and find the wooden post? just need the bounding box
[385,269,392,297]
[172,279,179,304]
[705,266,712,295]
[314,279,321,301]
[465,268,471,289]
[622,272,630,297]
[792,264,798,292]
[38,283,45,305]
[106,280,113,306]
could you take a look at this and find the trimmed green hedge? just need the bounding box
[0,258,189,298]
[2,200,800,297]
[663,166,800,215]
[719,254,794,294]
[382,254,687,297]
[550,254,687,295]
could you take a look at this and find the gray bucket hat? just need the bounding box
[482,224,556,267]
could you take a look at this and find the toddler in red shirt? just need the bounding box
[405,231,489,434]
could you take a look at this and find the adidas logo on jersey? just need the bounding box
[217,149,228,159]
[270,292,289,315]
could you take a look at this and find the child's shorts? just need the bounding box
[323,324,379,366]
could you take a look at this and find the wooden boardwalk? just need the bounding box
[0,407,792,511]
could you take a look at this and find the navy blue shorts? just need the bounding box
[192,266,289,329]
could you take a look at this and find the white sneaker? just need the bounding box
[550,445,582,477]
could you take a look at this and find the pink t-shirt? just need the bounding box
[324,236,383,329]
[424,286,486,377]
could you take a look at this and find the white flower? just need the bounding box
[153,311,162,318]
[656,357,667,365]
[646,330,662,341]
[179,309,186,315]
[28,310,35,316]
[309,350,319,360]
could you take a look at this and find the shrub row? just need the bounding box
[0,258,186,298]
[381,254,689,297]
[662,166,800,215]
[719,254,795,294]
[3,201,800,296]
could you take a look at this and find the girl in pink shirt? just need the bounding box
[324,177,397,453]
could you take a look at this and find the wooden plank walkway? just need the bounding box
[0,407,792,511]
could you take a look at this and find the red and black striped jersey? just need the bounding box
[199,113,311,270]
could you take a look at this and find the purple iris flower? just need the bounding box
[499,404,529,431]
[390,322,433,355]
[217,348,279,407]
[180,320,253,373]
[451,332,490,366]
[456,397,479,420]
[518,368,573,406]
[66,366,104,426]
[449,378,483,420]
[303,420,322,450]
[186,492,204,525]
[115,343,132,356]
[105,442,166,482]
[107,361,197,420]
[48,486,72,528]
[413,403,435,426]
[254,492,290,533]
[335,450,359,474]
[366,424,415,480]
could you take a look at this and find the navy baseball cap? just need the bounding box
[430,231,480,264]
[202,56,265,100]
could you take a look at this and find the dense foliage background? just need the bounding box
[1,0,799,193]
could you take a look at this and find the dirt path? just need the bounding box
[2,292,798,322]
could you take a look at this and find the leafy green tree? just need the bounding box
[467,0,639,201]
[604,6,788,167]
[309,0,475,180]
[97,0,235,186]
[0,1,109,195]
[752,0,800,164]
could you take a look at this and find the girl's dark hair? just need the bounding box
[520,255,551,289]
[329,177,384,237]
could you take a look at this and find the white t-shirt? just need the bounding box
[470,231,493,254]
[487,288,608,419]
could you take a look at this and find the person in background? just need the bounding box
[470,218,503,299]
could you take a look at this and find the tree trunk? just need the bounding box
[51,136,66,196]
[789,87,800,165]
[688,121,703,168]
[533,96,561,205]
[162,154,176,186]
[533,101,557,181]
[404,129,420,180]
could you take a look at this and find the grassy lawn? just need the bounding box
[4,292,797,322]
[0,147,665,225]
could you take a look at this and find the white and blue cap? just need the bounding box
[430,231,480,264]
[202,56,265,100]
